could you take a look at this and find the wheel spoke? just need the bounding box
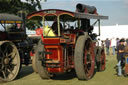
[3,44,10,54]
[84,64,89,73]
[7,52,13,57]
[0,46,4,57]
[5,52,9,57]
[6,47,15,58]
[10,63,17,67]
[7,65,13,72]
[12,52,17,59]
[0,63,5,70]
[2,70,7,79]
[9,52,17,63]
[7,68,15,76]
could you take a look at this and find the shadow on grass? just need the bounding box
[16,65,34,80]
[52,69,77,80]
[52,69,97,80]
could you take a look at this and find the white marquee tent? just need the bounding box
[94,24,128,40]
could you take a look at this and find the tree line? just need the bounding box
[0,0,47,29]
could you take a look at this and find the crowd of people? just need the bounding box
[99,38,128,56]
[99,38,128,77]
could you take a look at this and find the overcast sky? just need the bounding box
[40,0,128,26]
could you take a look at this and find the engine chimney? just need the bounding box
[76,3,97,14]
[18,11,26,33]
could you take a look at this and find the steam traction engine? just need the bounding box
[0,13,33,81]
[28,3,108,80]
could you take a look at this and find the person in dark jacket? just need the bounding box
[116,38,125,76]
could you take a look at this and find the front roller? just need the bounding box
[32,52,38,73]
[32,45,38,73]
[74,35,95,80]
[0,41,20,81]
[34,40,51,79]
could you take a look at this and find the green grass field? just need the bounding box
[1,49,128,85]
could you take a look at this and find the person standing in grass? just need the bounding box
[116,38,120,49]
[101,40,105,48]
[105,38,110,55]
[111,38,116,55]
[116,39,125,76]
[116,38,120,61]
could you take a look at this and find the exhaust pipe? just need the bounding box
[18,11,26,33]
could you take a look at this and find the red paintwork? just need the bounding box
[45,44,64,73]
[44,38,60,44]
[43,34,76,73]
[27,9,74,19]
[36,28,43,35]
[30,51,34,57]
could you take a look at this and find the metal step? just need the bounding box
[46,65,60,68]
[45,60,60,64]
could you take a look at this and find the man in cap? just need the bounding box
[116,38,125,76]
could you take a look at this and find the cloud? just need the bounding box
[124,0,128,4]
[41,1,80,11]
[123,0,128,7]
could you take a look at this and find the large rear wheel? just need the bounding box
[74,35,95,80]
[0,41,20,81]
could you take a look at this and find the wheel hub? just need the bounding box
[4,58,10,65]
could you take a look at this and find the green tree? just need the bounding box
[0,0,45,14]
[0,0,46,30]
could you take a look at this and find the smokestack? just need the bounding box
[76,3,97,14]
[18,11,26,33]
